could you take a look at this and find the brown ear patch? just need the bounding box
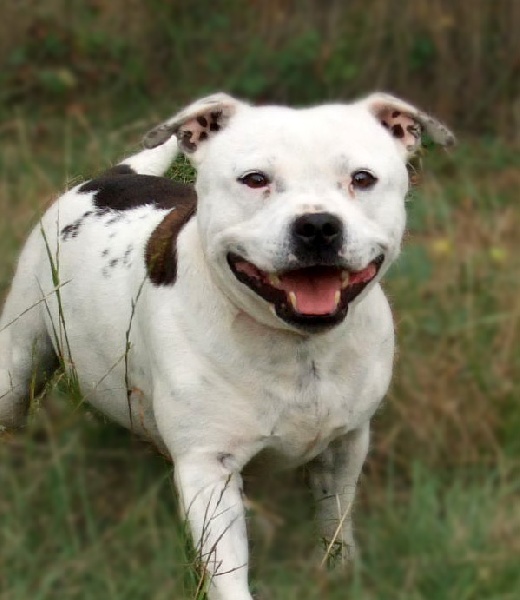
[177,111,222,153]
[145,193,197,286]
[379,109,422,153]
[361,92,455,154]
[144,93,244,150]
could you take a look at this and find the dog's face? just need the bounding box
[196,105,406,332]
[145,93,454,333]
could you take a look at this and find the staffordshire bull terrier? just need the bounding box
[0,92,454,599]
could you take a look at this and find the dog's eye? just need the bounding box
[238,172,270,189]
[351,170,377,190]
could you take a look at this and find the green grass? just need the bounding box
[2,420,519,599]
[1,111,520,599]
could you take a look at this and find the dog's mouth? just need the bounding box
[227,254,384,331]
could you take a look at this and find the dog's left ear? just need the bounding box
[143,92,247,156]
[359,92,455,158]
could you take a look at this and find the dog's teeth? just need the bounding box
[334,290,341,306]
[289,291,297,310]
[269,304,277,315]
[341,271,350,288]
[269,273,281,286]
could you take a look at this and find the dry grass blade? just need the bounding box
[319,497,354,569]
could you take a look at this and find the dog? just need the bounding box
[0,92,453,600]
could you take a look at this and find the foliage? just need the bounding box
[2,421,519,599]
[1,0,519,136]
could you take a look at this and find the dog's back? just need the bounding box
[0,137,183,433]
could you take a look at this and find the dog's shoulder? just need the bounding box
[54,165,197,288]
[78,165,198,287]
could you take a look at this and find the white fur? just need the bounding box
[0,92,451,600]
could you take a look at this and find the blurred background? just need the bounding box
[1,1,519,598]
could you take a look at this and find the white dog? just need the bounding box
[0,92,453,600]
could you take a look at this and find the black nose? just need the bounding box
[292,213,343,250]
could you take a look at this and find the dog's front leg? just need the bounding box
[174,455,253,600]
[308,424,370,566]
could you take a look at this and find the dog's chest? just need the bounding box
[246,347,379,465]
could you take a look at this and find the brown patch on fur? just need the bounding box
[178,111,223,153]
[145,193,197,285]
[378,108,422,152]
[366,95,454,151]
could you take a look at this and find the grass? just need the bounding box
[1,1,518,138]
[1,108,520,599]
[2,420,519,599]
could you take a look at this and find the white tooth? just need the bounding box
[341,271,350,288]
[269,273,281,286]
[269,304,277,315]
[289,291,297,310]
[334,290,341,305]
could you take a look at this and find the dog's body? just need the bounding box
[0,93,453,600]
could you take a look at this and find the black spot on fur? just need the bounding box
[101,249,109,257]
[181,130,197,152]
[79,170,196,212]
[61,223,79,241]
[197,116,208,127]
[61,218,83,241]
[392,124,405,138]
[109,258,119,268]
[60,208,98,241]
[122,245,134,267]
[392,111,401,118]
[407,124,421,138]
[106,213,125,225]
[199,131,208,141]
[209,122,220,132]
[381,120,389,129]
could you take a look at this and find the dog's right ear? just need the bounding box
[358,92,455,159]
[143,93,247,156]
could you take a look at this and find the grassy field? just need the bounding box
[1,107,520,599]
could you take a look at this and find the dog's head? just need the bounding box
[145,92,454,333]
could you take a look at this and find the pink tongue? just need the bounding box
[279,270,342,315]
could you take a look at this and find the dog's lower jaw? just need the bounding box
[273,302,349,333]
[226,253,385,334]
